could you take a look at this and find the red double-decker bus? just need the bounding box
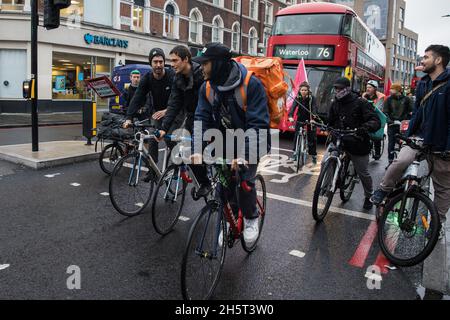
[267,2,386,132]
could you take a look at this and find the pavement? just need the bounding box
[0,127,449,299]
[0,110,109,128]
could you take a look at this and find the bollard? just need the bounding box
[82,101,97,145]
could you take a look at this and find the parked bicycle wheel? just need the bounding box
[241,174,267,253]
[339,158,357,202]
[312,158,337,221]
[181,202,227,300]
[151,164,187,235]
[377,190,440,266]
[99,143,124,175]
[109,153,155,217]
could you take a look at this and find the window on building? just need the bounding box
[399,7,404,30]
[212,0,223,7]
[164,2,179,39]
[0,0,24,11]
[249,0,257,20]
[189,9,202,44]
[263,27,271,48]
[265,3,273,25]
[212,15,224,43]
[60,0,84,22]
[232,0,240,14]
[133,1,144,32]
[248,28,258,55]
[231,22,240,52]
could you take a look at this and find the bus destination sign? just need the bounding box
[274,44,335,61]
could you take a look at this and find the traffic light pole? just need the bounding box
[31,0,39,152]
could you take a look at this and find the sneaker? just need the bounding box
[196,183,212,198]
[363,197,373,210]
[218,222,230,247]
[370,189,388,206]
[312,155,318,165]
[243,217,260,247]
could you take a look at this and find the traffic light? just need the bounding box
[43,0,72,30]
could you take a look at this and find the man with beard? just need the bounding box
[123,48,176,164]
[371,45,450,239]
[326,77,381,210]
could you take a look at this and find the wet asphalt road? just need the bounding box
[0,126,423,299]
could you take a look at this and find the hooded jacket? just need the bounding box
[407,68,450,151]
[328,92,381,155]
[194,61,270,162]
[161,61,204,132]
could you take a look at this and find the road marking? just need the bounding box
[135,202,144,207]
[70,183,81,187]
[178,216,190,222]
[0,264,10,271]
[263,191,375,221]
[349,221,378,268]
[45,173,61,178]
[289,250,306,258]
[100,192,109,196]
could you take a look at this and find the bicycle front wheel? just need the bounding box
[109,153,155,217]
[241,174,267,253]
[181,202,226,300]
[339,158,357,203]
[312,159,337,222]
[151,164,187,235]
[377,190,440,267]
[99,143,124,175]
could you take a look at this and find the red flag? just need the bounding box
[280,59,309,131]
[384,78,392,97]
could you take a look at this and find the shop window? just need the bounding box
[52,52,112,108]
[0,0,24,11]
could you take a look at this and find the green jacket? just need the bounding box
[383,94,413,124]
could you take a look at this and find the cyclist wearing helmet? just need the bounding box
[362,80,385,160]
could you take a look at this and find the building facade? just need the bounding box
[0,0,298,113]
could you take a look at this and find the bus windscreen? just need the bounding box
[273,14,343,36]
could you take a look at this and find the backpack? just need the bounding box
[364,98,387,141]
[205,56,288,129]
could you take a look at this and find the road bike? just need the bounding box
[181,160,266,300]
[292,121,310,173]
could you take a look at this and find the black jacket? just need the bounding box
[328,93,381,155]
[161,62,204,132]
[123,85,138,114]
[289,94,317,122]
[126,68,175,120]
[383,94,413,124]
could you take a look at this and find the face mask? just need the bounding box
[335,87,350,100]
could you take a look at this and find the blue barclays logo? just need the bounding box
[84,33,129,49]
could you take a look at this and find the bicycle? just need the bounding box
[292,120,310,173]
[376,135,442,267]
[369,134,386,161]
[311,124,360,222]
[97,138,134,175]
[108,120,171,217]
[151,134,214,235]
[386,120,410,169]
[180,160,266,300]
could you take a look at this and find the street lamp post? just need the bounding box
[31,0,39,152]
[239,0,243,55]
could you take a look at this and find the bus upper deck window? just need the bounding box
[342,15,353,36]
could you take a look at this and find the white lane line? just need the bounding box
[102,159,150,172]
[262,191,375,222]
[272,147,295,153]
[0,264,10,271]
[289,250,306,258]
[100,192,109,196]
[70,183,81,187]
[135,202,144,207]
[178,216,190,222]
[45,173,61,178]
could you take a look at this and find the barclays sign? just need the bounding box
[84,33,129,49]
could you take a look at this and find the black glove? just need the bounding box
[356,127,368,136]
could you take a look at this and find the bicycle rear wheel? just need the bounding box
[241,174,267,253]
[312,158,337,222]
[151,164,187,235]
[181,201,226,300]
[99,143,124,175]
[109,153,155,217]
[377,190,440,266]
[339,158,357,203]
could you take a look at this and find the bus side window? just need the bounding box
[342,14,353,37]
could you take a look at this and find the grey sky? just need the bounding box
[404,0,450,54]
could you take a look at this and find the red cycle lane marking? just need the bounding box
[349,221,378,268]
[373,222,400,274]
[374,252,390,274]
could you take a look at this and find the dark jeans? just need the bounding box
[387,125,400,161]
[225,164,259,219]
[293,122,317,156]
[373,140,382,157]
